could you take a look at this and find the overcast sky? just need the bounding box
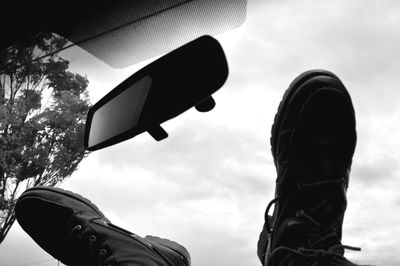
[1,0,400,265]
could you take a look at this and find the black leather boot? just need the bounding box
[15,186,190,266]
[258,70,360,266]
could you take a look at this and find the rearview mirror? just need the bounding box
[84,35,228,151]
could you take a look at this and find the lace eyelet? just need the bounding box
[89,235,97,242]
[297,247,305,253]
[71,224,82,234]
[297,182,303,190]
[295,209,304,217]
[99,248,107,256]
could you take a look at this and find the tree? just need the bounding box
[0,33,91,243]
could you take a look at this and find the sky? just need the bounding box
[1,0,400,265]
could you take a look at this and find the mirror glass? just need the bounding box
[88,76,152,148]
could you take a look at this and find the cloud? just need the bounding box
[92,117,275,195]
[219,0,400,114]
[351,157,400,186]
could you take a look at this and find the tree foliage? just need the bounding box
[0,33,91,243]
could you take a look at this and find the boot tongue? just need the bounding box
[303,138,348,181]
[298,138,348,225]
[310,157,345,181]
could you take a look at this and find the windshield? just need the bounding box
[0,1,399,265]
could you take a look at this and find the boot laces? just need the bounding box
[68,221,111,266]
[266,178,361,265]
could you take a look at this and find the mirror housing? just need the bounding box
[84,35,228,151]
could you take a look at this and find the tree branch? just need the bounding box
[8,76,13,103]
[1,215,15,242]
[0,178,19,241]
[0,75,5,104]
[33,131,56,186]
